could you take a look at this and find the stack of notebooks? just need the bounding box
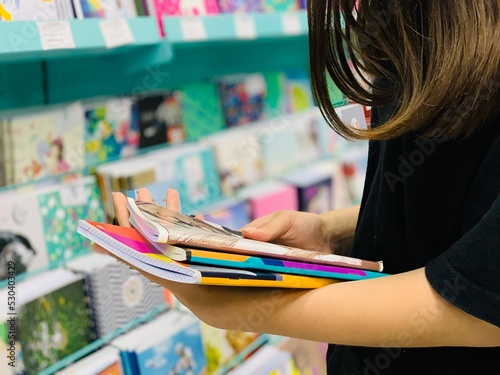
[77,198,387,289]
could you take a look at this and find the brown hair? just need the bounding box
[308,0,500,141]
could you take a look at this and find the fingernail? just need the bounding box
[242,227,257,233]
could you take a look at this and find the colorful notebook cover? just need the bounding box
[164,246,387,281]
[134,315,207,375]
[284,70,314,113]
[67,253,165,338]
[0,0,58,21]
[77,220,339,289]
[10,103,85,184]
[17,278,93,375]
[218,0,261,13]
[124,144,222,214]
[78,0,105,17]
[84,98,138,165]
[217,74,267,127]
[38,176,106,264]
[0,190,49,281]
[137,92,187,149]
[137,94,168,149]
[174,147,222,215]
[127,199,384,272]
[200,324,259,374]
[205,127,264,195]
[181,82,225,141]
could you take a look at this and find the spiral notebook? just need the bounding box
[77,220,340,289]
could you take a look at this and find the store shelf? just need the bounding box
[0,17,170,63]
[0,61,45,109]
[0,13,309,108]
[0,17,173,109]
[163,11,308,44]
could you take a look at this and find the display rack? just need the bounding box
[0,17,166,62]
[0,12,310,109]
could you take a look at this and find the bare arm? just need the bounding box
[109,190,500,349]
[170,268,500,348]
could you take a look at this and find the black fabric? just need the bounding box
[327,98,500,374]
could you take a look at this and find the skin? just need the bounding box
[99,188,500,349]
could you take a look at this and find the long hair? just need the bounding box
[308,0,500,140]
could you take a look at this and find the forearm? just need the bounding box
[179,268,500,348]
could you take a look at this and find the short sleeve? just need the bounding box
[425,194,500,327]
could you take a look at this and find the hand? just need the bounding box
[91,188,186,254]
[93,189,304,331]
[241,211,332,253]
[241,206,360,254]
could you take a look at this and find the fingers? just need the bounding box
[241,211,292,242]
[113,192,132,228]
[166,189,181,212]
[137,188,153,202]
[116,188,203,226]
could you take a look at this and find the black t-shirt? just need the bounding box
[327,101,500,374]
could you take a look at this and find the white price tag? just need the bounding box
[281,13,302,35]
[99,18,135,49]
[37,21,75,51]
[234,15,257,39]
[180,17,207,41]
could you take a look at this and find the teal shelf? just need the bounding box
[0,17,173,109]
[163,11,308,44]
[0,13,309,108]
[0,62,45,109]
[0,17,169,62]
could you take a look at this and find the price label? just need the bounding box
[234,15,257,39]
[99,18,134,49]
[180,17,207,41]
[37,21,75,50]
[281,13,303,35]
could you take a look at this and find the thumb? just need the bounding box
[241,226,274,241]
[241,212,290,242]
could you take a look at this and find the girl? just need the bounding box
[108,1,500,373]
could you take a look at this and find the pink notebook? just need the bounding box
[153,0,220,36]
[245,182,298,220]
